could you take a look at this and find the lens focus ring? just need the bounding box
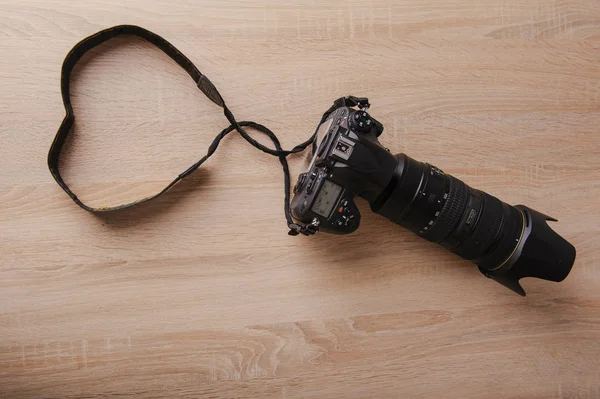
[424,176,468,243]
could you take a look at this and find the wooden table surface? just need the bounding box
[1,1,599,398]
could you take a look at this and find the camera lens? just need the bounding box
[370,154,575,295]
[371,155,519,264]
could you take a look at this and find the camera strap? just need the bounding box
[48,25,365,235]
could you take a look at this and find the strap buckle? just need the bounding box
[345,96,370,110]
[287,219,320,236]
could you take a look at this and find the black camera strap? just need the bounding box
[48,25,366,235]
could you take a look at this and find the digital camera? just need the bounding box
[290,97,576,295]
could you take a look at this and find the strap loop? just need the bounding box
[48,25,351,230]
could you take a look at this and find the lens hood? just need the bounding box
[479,206,576,296]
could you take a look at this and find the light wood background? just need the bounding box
[1,1,599,398]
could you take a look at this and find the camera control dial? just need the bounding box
[349,111,373,133]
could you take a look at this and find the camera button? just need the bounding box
[294,173,306,193]
[299,199,308,213]
[306,172,317,193]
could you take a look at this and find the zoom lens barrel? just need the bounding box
[370,154,576,295]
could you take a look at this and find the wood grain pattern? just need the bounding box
[1,1,599,398]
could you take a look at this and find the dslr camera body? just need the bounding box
[291,97,576,296]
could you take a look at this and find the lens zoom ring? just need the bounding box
[453,192,504,260]
[424,176,468,243]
